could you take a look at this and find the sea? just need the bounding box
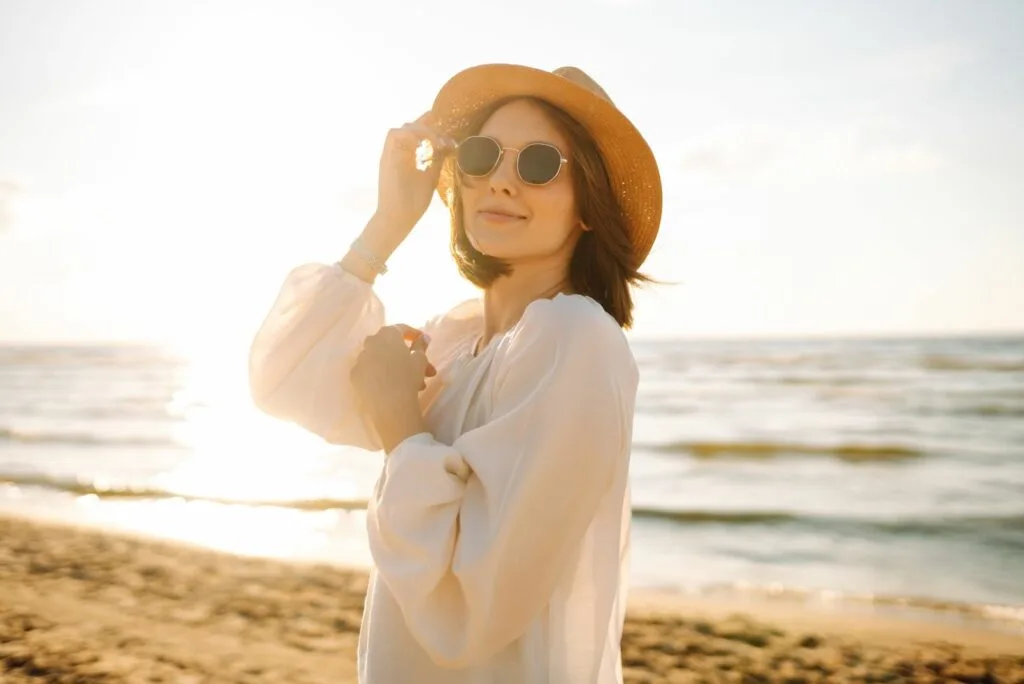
[1,336,1023,631]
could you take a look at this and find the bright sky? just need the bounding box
[1,0,1022,348]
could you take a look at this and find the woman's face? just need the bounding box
[459,99,581,265]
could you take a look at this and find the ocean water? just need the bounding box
[1,336,1023,629]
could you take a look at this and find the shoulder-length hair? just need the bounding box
[447,97,651,329]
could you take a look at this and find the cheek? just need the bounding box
[458,180,485,218]
[458,192,477,229]
[458,176,486,198]
[528,187,577,232]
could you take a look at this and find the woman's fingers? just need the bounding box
[364,324,402,350]
[388,124,432,149]
[408,335,437,377]
[410,350,436,379]
[389,121,455,154]
[394,324,426,344]
[391,324,437,378]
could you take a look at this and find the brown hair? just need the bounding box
[447,97,651,329]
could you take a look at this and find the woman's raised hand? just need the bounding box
[373,112,456,239]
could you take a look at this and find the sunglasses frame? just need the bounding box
[456,135,569,186]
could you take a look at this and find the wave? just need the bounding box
[0,472,369,510]
[0,345,181,367]
[632,508,799,524]
[632,507,1024,552]
[921,355,1024,372]
[639,440,924,462]
[0,401,187,422]
[632,506,1023,531]
[772,375,880,386]
[0,427,176,447]
[686,583,1024,631]
[956,404,1024,418]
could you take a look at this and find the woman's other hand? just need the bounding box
[352,324,437,452]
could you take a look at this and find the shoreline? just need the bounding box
[3,513,1023,682]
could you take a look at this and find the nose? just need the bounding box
[487,148,519,196]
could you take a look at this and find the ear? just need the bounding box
[578,220,592,232]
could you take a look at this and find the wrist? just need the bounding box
[339,215,402,284]
[372,394,427,454]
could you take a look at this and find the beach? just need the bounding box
[3,514,1022,683]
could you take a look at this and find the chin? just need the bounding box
[466,222,528,259]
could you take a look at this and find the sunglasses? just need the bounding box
[456,135,569,186]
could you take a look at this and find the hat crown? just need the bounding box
[552,66,615,106]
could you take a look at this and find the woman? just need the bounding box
[249,64,662,683]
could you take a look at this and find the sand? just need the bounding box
[2,514,1022,683]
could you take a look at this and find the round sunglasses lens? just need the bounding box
[518,144,563,184]
[457,137,500,176]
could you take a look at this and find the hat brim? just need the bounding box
[429,64,662,267]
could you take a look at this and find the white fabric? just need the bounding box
[249,263,638,683]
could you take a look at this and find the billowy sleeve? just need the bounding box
[366,296,638,668]
[248,263,385,449]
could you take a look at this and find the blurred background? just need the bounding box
[1,0,1022,630]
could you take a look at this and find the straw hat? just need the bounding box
[430,64,663,267]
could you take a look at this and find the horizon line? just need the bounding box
[1,328,1022,349]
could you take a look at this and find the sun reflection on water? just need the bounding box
[73,341,381,563]
[161,343,360,500]
[72,491,373,564]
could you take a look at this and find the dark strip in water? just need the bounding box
[632,506,1024,531]
[0,427,176,447]
[632,508,800,524]
[921,355,1024,372]
[638,440,923,462]
[632,507,1024,551]
[952,404,1024,418]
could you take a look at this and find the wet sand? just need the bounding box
[2,514,1022,683]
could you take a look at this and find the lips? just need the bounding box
[478,207,526,219]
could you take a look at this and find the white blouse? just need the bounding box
[248,263,639,684]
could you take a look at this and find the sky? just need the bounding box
[1,0,1022,348]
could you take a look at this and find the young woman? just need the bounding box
[249,63,662,683]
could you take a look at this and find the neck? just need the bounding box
[477,257,572,353]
